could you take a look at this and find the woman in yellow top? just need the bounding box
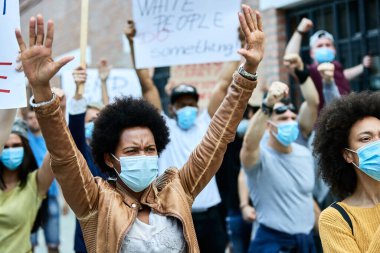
[0,115,54,253]
[313,91,380,252]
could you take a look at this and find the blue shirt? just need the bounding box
[244,132,315,234]
[27,131,58,197]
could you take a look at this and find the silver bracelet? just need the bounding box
[238,65,258,81]
[29,92,56,108]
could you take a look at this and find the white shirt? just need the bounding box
[158,110,221,210]
[121,211,186,253]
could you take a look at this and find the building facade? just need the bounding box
[20,0,380,106]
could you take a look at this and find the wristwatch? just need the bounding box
[238,65,258,81]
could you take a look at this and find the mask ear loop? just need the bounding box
[344,148,360,169]
[110,153,121,176]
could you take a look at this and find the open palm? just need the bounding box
[238,5,265,69]
[15,15,73,88]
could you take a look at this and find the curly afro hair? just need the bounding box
[313,91,380,199]
[91,97,170,173]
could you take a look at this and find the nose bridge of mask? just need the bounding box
[118,155,158,171]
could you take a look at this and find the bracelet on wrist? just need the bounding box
[29,92,56,108]
[238,65,258,81]
[294,67,310,84]
[296,29,307,35]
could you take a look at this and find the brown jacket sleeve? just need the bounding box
[179,72,257,202]
[34,97,98,218]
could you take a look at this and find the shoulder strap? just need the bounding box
[330,202,354,235]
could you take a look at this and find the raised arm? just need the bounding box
[284,53,319,137]
[178,5,264,200]
[240,82,288,169]
[16,15,98,218]
[208,60,240,117]
[0,109,17,153]
[125,20,162,111]
[69,66,88,155]
[343,55,372,81]
[36,153,54,197]
[285,18,313,56]
[97,59,110,105]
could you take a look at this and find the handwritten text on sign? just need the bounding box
[132,0,241,68]
[0,0,27,108]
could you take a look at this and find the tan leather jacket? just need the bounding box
[34,72,256,253]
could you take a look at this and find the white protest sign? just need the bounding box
[61,68,142,105]
[0,0,27,109]
[55,47,92,76]
[132,0,241,68]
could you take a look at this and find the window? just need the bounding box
[286,0,380,92]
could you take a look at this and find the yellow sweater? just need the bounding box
[319,202,380,252]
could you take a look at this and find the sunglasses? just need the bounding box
[273,104,297,115]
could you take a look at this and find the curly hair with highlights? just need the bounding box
[91,97,170,173]
[313,91,380,199]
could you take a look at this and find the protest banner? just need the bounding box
[132,0,241,68]
[61,68,142,106]
[0,0,27,109]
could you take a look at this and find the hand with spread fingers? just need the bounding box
[238,5,265,74]
[15,15,73,101]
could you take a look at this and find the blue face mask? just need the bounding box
[85,122,94,140]
[237,119,249,137]
[270,121,299,147]
[112,154,159,192]
[314,47,335,63]
[0,147,24,170]
[346,140,380,181]
[175,106,198,130]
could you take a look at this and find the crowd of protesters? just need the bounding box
[0,3,379,253]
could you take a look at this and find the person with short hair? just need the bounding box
[314,91,380,252]
[240,76,320,252]
[285,18,372,112]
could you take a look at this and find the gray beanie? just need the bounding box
[11,119,29,140]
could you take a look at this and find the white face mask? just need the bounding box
[111,154,159,192]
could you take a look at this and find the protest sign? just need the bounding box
[132,0,241,68]
[61,68,142,105]
[0,0,27,109]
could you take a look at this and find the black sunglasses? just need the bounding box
[274,104,297,115]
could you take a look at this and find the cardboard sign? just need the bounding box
[132,0,241,68]
[0,0,27,109]
[61,68,142,105]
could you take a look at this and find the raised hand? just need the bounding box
[265,81,289,107]
[124,20,136,43]
[97,59,111,82]
[317,62,335,83]
[363,55,372,69]
[283,53,304,73]
[238,5,265,73]
[297,18,313,33]
[15,15,73,101]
